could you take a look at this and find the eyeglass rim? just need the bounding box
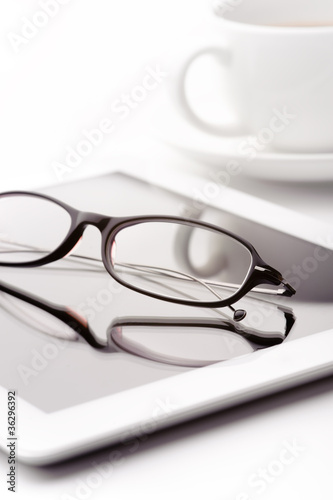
[0,191,81,268]
[0,191,292,308]
[103,216,258,307]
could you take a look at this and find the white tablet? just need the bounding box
[0,170,333,465]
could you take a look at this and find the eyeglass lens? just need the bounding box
[0,194,71,264]
[110,221,253,303]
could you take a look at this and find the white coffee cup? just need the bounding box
[172,0,333,154]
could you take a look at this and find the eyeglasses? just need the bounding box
[0,191,295,320]
[0,280,295,367]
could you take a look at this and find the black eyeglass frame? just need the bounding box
[0,191,296,309]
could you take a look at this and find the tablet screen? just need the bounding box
[1,173,332,413]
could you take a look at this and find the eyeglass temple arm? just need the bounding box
[0,239,295,297]
[116,262,296,299]
[116,262,247,321]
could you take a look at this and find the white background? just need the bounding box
[1,1,333,499]
[0,0,211,191]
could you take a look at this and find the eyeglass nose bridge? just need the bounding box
[62,211,115,262]
[75,211,113,232]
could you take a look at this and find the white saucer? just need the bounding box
[153,100,333,182]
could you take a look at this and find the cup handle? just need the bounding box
[174,208,229,278]
[172,45,246,136]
